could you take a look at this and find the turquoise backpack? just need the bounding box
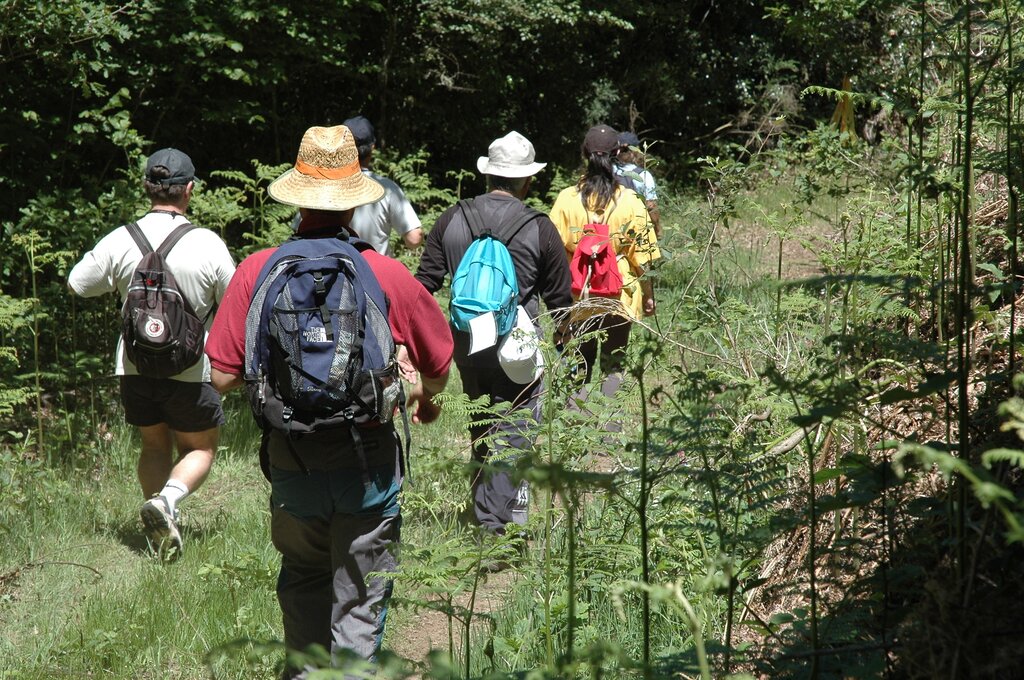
[449,199,539,337]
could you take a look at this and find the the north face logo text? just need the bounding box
[303,326,329,343]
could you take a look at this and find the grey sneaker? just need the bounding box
[140,496,182,561]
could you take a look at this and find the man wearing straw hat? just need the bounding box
[415,130,571,540]
[205,125,453,675]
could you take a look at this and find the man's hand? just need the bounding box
[640,280,656,317]
[396,344,418,383]
[406,371,448,425]
[406,383,441,425]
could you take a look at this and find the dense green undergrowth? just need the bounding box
[5,128,1024,678]
[6,19,1024,670]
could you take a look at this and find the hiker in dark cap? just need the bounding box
[68,147,236,560]
[550,124,661,403]
[343,115,423,256]
[614,131,662,238]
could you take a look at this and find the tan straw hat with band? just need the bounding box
[268,125,385,211]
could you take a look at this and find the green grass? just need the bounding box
[0,405,280,680]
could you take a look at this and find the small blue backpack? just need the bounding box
[449,199,539,337]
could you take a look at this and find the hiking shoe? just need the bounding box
[140,496,182,561]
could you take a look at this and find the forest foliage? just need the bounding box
[2,1,1024,679]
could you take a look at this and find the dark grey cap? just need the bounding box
[145,148,195,185]
[343,116,376,146]
[582,124,619,156]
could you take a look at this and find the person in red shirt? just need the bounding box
[205,125,453,677]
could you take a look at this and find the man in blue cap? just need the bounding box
[614,131,662,237]
[68,148,236,560]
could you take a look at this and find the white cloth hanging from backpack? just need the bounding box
[497,306,544,384]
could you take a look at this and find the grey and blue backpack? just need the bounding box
[243,234,403,474]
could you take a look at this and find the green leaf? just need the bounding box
[978,262,1003,278]
[813,467,845,483]
[981,448,1024,469]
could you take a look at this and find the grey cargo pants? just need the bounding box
[458,363,541,534]
[270,459,401,677]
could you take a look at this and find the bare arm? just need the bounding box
[402,227,424,249]
[646,200,662,238]
[211,367,243,394]
[396,343,449,424]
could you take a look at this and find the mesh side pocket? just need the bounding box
[328,282,359,389]
[364,296,395,358]
[351,361,400,424]
[268,308,301,404]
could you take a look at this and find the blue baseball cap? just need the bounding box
[343,116,376,146]
[145,148,195,185]
[617,131,641,148]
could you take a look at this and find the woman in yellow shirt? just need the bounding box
[550,124,661,399]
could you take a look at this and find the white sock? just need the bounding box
[160,479,190,515]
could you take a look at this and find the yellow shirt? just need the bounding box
[550,184,661,320]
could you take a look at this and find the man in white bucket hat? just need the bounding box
[416,131,571,542]
[206,125,453,677]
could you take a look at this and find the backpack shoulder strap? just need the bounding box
[494,207,541,245]
[459,198,540,244]
[124,222,153,256]
[155,222,195,257]
[457,199,486,239]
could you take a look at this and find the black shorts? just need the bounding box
[120,376,226,431]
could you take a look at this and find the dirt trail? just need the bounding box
[719,217,825,281]
[389,569,516,675]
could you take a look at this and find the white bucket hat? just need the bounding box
[477,131,547,178]
[497,307,545,384]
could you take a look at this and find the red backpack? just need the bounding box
[570,200,622,298]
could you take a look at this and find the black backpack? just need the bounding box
[121,222,206,378]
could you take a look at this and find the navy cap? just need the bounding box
[618,131,641,147]
[343,116,376,146]
[145,148,195,185]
